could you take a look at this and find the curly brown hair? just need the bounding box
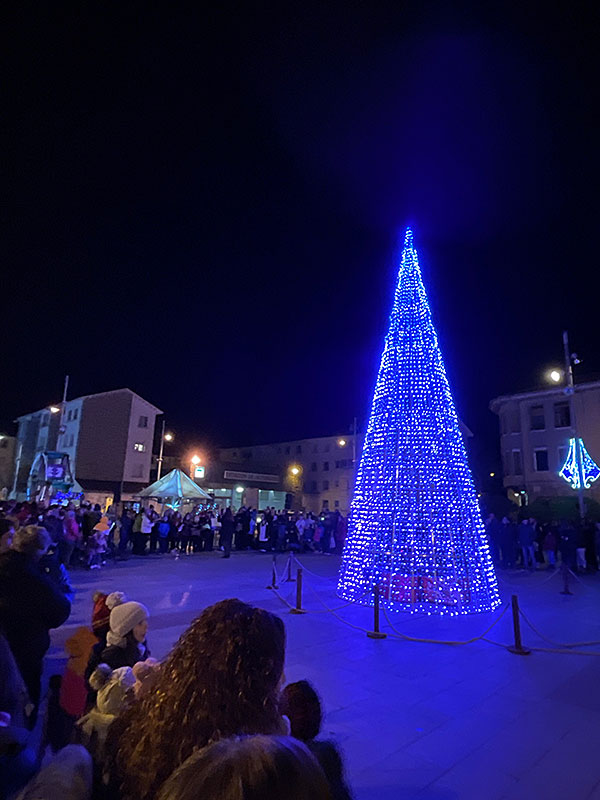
[112,599,286,800]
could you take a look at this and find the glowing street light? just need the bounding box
[548,369,562,383]
[191,455,201,466]
[164,433,174,442]
[290,466,300,476]
[49,406,61,414]
[338,439,346,447]
[489,472,495,478]
[235,485,244,494]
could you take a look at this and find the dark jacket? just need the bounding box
[0,723,38,799]
[307,739,352,800]
[86,636,150,682]
[0,551,71,700]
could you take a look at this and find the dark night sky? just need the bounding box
[3,2,599,475]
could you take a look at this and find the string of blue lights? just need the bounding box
[337,228,500,615]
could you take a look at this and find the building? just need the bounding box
[13,388,162,505]
[0,433,17,497]
[218,434,360,514]
[489,380,600,504]
[217,421,476,513]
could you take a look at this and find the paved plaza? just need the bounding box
[48,552,600,800]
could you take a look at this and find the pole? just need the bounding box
[290,568,307,614]
[157,419,166,480]
[352,416,357,466]
[507,594,530,655]
[58,375,69,439]
[266,555,278,589]
[366,584,387,639]
[562,331,585,521]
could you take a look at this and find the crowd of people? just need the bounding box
[0,500,353,800]
[484,513,600,572]
[0,499,348,571]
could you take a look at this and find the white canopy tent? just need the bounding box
[138,468,212,502]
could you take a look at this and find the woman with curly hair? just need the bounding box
[109,598,286,800]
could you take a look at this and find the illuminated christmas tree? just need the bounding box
[338,228,500,615]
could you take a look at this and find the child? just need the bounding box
[280,680,352,800]
[86,517,110,569]
[78,664,136,759]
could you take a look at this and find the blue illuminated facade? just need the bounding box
[337,229,500,615]
[559,437,600,490]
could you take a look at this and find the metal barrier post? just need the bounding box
[560,562,573,595]
[284,553,295,582]
[266,555,278,589]
[507,594,530,655]
[290,568,307,614]
[366,585,387,639]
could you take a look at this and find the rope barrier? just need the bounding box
[264,557,600,657]
[382,603,510,646]
[289,553,338,582]
[518,607,600,649]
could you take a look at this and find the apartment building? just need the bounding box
[489,380,600,503]
[13,388,162,502]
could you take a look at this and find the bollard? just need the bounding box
[266,555,279,589]
[560,562,573,595]
[366,584,387,639]
[284,553,296,582]
[507,594,530,655]
[290,568,307,614]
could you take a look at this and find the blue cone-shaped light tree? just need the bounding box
[338,229,500,615]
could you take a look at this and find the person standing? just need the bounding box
[499,516,516,569]
[518,518,536,571]
[60,510,81,566]
[0,526,71,727]
[220,507,234,558]
[119,508,134,555]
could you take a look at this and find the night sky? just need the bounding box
[4,3,599,476]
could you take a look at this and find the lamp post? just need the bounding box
[561,330,585,521]
[190,454,201,479]
[157,420,174,480]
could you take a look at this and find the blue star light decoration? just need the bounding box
[559,438,600,490]
[337,228,500,615]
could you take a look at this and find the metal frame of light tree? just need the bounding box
[337,228,500,615]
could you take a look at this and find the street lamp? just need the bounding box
[290,466,300,476]
[49,406,60,414]
[338,439,346,447]
[157,421,174,480]
[548,369,562,383]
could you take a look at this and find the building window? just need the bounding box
[134,442,146,452]
[529,406,545,431]
[323,462,329,471]
[0,439,7,449]
[335,479,339,488]
[334,500,340,508]
[296,445,302,454]
[138,415,148,428]
[311,462,317,472]
[512,449,523,475]
[310,480,317,492]
[323,480,329,490]
[558,445,568,468]
[322,500,329,509]
[73,408,78,420]
[533,449,549,472]
[554,402,571,429]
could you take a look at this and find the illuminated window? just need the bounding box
[134,442,146,452]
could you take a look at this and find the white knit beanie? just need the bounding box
[106,601,149,647]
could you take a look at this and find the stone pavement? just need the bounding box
[48,552,600,800]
